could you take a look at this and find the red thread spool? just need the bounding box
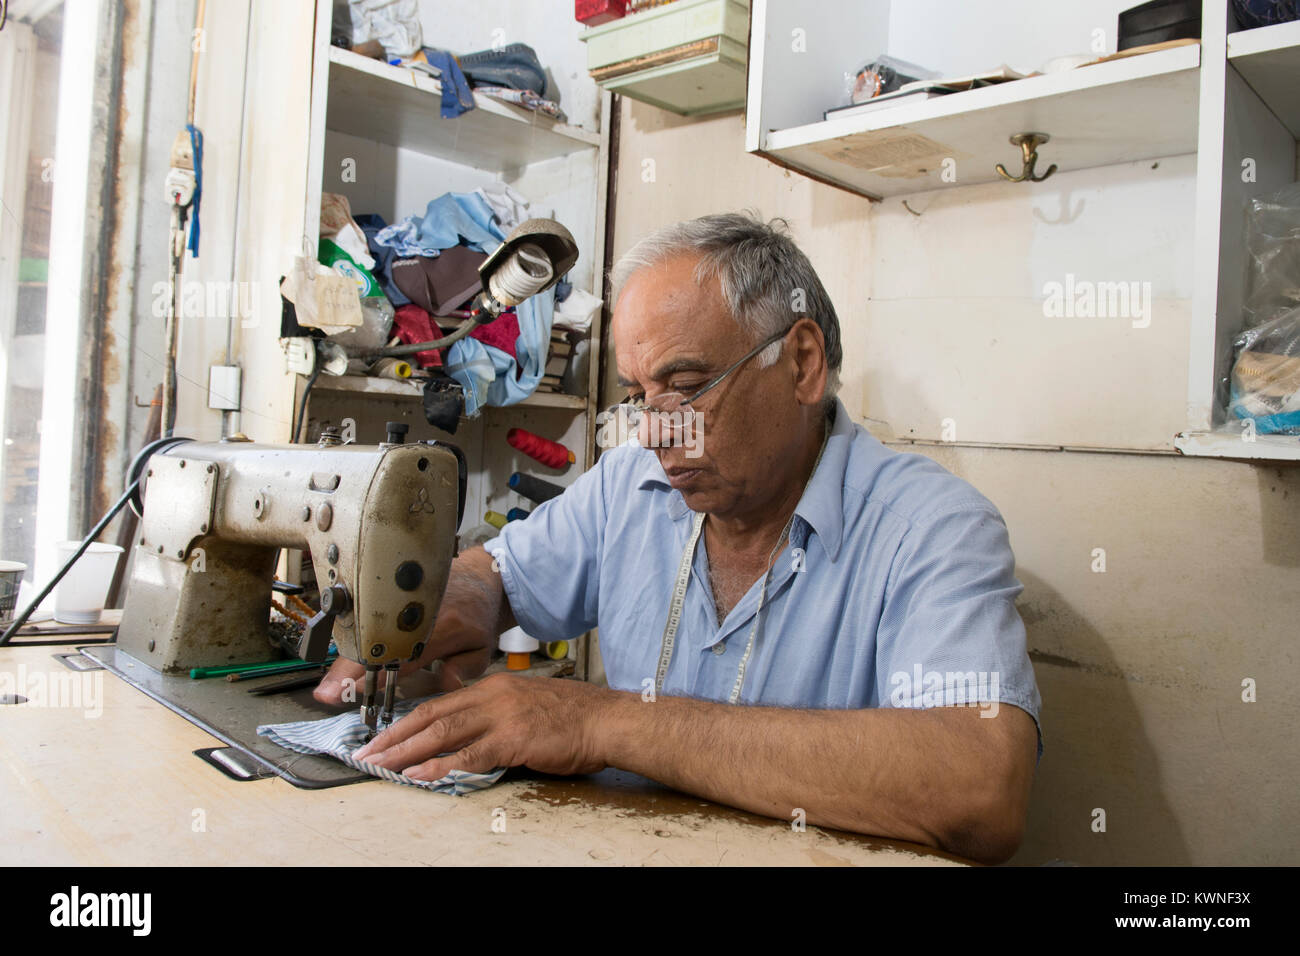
[507,428,575,470]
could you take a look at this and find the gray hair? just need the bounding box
[609,211,843,406]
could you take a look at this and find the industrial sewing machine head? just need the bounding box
[116,424,465,740]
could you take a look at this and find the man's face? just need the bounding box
[612,254,808,519]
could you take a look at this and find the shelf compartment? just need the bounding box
[325,47,600,171]
[1228,19,1300,138]
[310,373,587,409]
[755,43,1202,200]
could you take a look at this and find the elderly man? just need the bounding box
[316,212,1042,864]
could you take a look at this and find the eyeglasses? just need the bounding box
[607,326,790,447]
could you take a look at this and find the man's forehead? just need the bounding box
[612,257,731,382]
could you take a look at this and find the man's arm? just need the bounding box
[314,546,514,703]
[596,692,1039,864]
[350,671,1038,864]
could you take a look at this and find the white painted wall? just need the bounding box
[605,88,1300,864]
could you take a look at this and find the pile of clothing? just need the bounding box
[337,1,566,121]
[284,186,588,421]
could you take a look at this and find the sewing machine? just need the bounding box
[115,425,465,741]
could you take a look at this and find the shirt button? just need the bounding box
[712,642,726,655]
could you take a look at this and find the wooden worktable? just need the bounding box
[0,640,965,866]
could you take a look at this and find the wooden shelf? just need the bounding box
[1228,20,1300,138]
[311,373,587,409]
[755,44,1201,200]
[1174,430,1300,461]
[326,47,600,170]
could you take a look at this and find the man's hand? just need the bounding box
[313,647,490,705]
[351,673,612,781]
[312,545,514,707]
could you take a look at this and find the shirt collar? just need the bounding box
[634,399,853,557]
[792,399,851,561]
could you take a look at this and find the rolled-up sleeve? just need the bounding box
[875,502,1043,754]
[481,454,610,642]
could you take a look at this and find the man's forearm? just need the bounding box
[593,690,1035,863]
[427,546,516,655]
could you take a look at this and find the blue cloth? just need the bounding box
[373,218,442,257]
[185,124,203,256]
[484,400,1043,757]
[374,193,503,257]
[422,48,475,118]
[415,192,502,253]
[445,288,555,415]
[257,697,506,795]
[354,213,411,306]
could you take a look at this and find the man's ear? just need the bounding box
[789,317,828,407]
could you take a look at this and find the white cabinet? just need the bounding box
[194,1,611,676]
[746,0,1300,460]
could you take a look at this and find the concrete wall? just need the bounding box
[603,96,1299,866]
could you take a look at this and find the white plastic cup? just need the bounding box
[0,561,26,624]
[54,542,123,625]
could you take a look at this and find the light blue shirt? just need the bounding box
[485,400,1042,753]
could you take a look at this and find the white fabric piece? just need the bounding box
[553,287,601,333]
[349,0,423,58]
[474,182,531,232]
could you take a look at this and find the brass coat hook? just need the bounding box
[996,132,1057,183]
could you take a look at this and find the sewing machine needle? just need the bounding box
[361,666,379,742]
[380,662,399,730]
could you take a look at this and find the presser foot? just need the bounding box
[361,666,380,743]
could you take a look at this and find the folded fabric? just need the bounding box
[354,212,411,307]
[457,43,549,99]
[258,697,505,795]
[553,287,601,334]
[391,245,487,315]
[473,85,566,123]
[421,48,475,118]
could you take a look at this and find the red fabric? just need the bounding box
[468,309,520,362]
[392,304,444,367]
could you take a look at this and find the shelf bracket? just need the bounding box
[995,132,1057,184]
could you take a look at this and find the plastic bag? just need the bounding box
[1228,305,1300,435]
[1242,182,1300,330]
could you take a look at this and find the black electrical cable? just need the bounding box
[0,436,190,646]
[365,318,480,359]
[293,347,323,443]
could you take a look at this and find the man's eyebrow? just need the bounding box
[617,357,712,389]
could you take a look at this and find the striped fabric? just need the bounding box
[257,697,506,795]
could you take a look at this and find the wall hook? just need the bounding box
[995,132,1057,184]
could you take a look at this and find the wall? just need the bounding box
[604,94,1300,866]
